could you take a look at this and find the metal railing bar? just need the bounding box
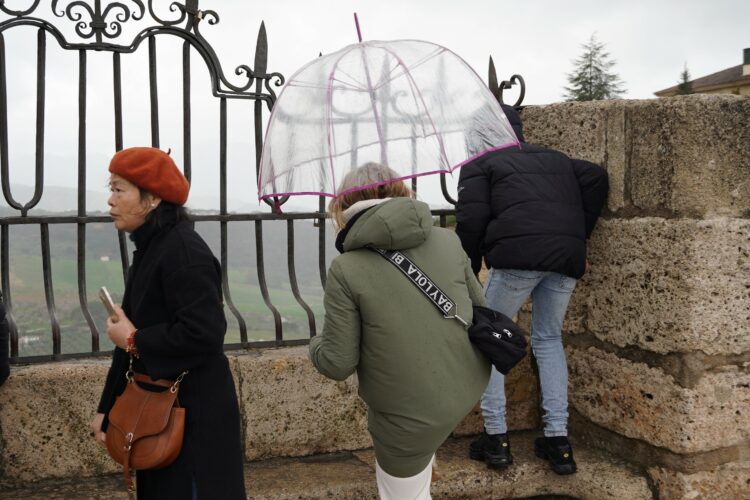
[317,196,326,290]
[113,52,123,151]
[29,28,45,216]
[182,41,191,181]
[0,32,40,215]
[10,349,113,365]
[8,338,312,364]
[286,220,316,337]
[220,98,228,215]
[219,98,248,343]
[77,223,99,352]
[0,33,9,211]
[223,338,309,350]
[78,49,86,216]
[40,223,61,359]
[220,221,247,344]
[73,44,99,353]
[0,213,326,225]
[1,223,17,358]
[254,220,283,343]
[440,173,457,205]
[0,210,454,225]
[148,35,159,148]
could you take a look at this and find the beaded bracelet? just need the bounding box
[125,330,139,357]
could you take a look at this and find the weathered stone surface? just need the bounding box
[522,101,610,166]
[0,360,119,486]
[568,346,750,454]
[236,347,371,461]
[246,453,378,499]
[649,462,750,500]
[523,95,750,217]
[570,407,750,474]
[452,354,540,436]
[0,434,652,499]
[0,472,128,499]
[569,217,750,356]
[354,433,651,500]
[626,95,750,217]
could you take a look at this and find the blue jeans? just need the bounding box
[480,268,576,437]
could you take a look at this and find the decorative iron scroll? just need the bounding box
[0,0,284,104]
[488,55,526,108]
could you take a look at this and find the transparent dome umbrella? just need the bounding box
[257,38,519,203]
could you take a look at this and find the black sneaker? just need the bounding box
[469,430,513,469]
[534,436,577,475]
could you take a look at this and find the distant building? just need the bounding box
[655,48,750,97]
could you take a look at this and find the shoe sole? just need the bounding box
[534,445,576,475]
[469,449,513,469]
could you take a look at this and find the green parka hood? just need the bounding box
[340,198,433,252]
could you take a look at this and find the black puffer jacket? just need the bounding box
[456,107,609,279]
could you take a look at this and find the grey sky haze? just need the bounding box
[0,0,748,211]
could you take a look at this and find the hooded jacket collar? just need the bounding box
[335,197,433,254]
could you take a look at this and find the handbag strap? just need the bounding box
[126,354,187,393]
[370,248,468,326]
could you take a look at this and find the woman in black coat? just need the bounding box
[90,147,246,499]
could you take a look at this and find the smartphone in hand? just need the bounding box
[98,286,119,323]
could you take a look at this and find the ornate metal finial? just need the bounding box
[488,56,526,108]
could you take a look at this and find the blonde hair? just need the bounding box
[328,163,413,229]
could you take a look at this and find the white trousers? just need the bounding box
[375,455,434,500]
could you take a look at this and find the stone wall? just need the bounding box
[0,95,746,499]
[0,347,539,487]
[522,94,750,499]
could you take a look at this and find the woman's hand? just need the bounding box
[90,412,107,448]
[106,304,136,350]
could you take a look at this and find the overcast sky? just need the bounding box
[1,0,748,211]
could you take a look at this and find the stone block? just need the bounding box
[568,346,750,454]
[236,347,371,461]
[572,217,750,355]
[0,360,119,485]
[245,454,378,499]
[522,101,627,212]
[353,434,652,500]
[521,101,609,165]
[626,95,750,217]
[649,462,750,500]
[523,95,750,217]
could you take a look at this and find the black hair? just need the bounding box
[138,187,190,228]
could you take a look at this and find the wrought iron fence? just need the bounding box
[0,0,525,364]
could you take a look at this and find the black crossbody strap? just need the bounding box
[371,248,468,326]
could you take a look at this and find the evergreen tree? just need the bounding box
[564,34,626,101]
[676,63,693,95]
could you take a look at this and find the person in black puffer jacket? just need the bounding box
[456,104,608,476]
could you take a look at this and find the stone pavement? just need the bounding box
[0,432,652,499]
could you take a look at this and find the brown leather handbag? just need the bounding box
[106,359,187,491]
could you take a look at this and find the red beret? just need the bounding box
[108,147,189,206]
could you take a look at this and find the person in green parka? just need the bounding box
[309,163,490,500]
